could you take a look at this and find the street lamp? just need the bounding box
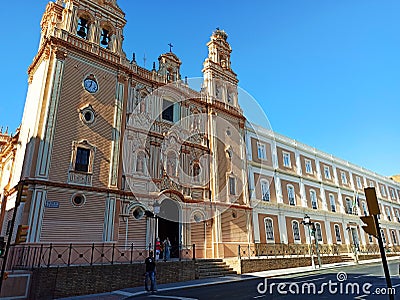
[153,200,161,257]
[301,214,322,268]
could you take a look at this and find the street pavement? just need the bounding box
[58,256,400,300]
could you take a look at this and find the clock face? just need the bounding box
[83,78,98,93]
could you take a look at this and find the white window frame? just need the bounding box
[334,224,342,243]
[381,229,386,244]
[257,142,267,160]
[390,189,396,200]
[264,218,275,242]
[385,207,391,221]
[368,234,373,243]
[395,210,400,223]
[283,151,291,168]
[356,176,362,189]
[340,171,347,185]
[369,180,374,187]
[362,201,368,216]
[345,197,352,214]
[329,194,336,212]
[261,180,270,202]
[292,220,301,242]
[323,165,331,179]
[287,185,296,206]
[391,231,397,245]
[305,159,312,174]
[315,222,323,242]
[381,185,387,197]
[310,190,318,209]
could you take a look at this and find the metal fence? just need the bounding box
[6,243,196,270]
[238,243,400,259]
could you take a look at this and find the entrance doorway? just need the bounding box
[157,198,180,258]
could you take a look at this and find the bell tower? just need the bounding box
[39,0,126,55]
[202,28,239,107]
[157,52,182,83]
[14,0,129,244]
[202,29,251,258]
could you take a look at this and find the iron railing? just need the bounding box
[6,243,196,270]
[238,243,400,259]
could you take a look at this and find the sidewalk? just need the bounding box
[58,256,399,299]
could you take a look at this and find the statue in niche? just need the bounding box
[166,152,177,177]
[136,151,146,173]
[193,163,201,183]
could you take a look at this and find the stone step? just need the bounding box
[195,259,237,279]
[197,265,233,270]
[340,254,354,262]
[198,270,237,278]
[195,258,224,263]
[197,268,233,273]
[196,263,230,268]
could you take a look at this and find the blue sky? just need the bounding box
[1,0,399,176]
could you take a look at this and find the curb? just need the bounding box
[58,256,400,299]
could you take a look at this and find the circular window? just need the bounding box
[80,105,96,125]
[132,207,145,220]
[71,193,86,207]
[193,213,202,223]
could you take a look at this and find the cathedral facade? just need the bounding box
[0,0,251,259]
[1,0,400,261]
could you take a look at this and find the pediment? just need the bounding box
[95,0,125,16]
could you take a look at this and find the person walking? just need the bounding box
[163,237,171,261]
[144,251,157,293]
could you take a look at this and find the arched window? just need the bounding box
[381,229,387,244]
[315,223,323,242]
[385,207,392,221]
[261,180,270,202]
[345,197,352,214]
[329,194,336,212]
[77,17,89,39]
[100,28,110,48]
[396,210,400,222]
[362,202,368,216]
[287,185,295,206]
[292,220,300,242]
[264,218,274,242]
[310,190,318,209]
[368,234,373,243]
[334,224,341,243]
[391,231,397,245]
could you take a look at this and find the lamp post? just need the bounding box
[153,200,161,257]
[302,214,322,268]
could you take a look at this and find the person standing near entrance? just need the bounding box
[144,251,157,292]
[163,237,171,261]
[155,237,161,260]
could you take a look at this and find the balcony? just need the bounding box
[68,170,92,186]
